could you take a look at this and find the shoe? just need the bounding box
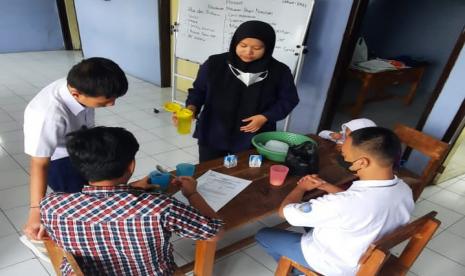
[19,235,51,263]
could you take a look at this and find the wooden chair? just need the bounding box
[394,123,449,201]
[275,211,441,276]
[43,237,84,276]
[44,235,186,275]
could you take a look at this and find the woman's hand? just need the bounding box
[240,114,268,133]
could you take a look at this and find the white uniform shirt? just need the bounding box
[283,177,414,276]
[24,78,95,161]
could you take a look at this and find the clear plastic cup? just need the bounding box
[149,170,171,191]
[176,163,196,177]
[269,165,289,186]
[176,108,193,134]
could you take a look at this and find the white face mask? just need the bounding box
[228,64,268,87]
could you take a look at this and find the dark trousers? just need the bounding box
[198,145,229,162]
[48,157,87,193]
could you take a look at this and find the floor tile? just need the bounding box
[0,184,29,210]
[38,258,55,275]
[445,179,465,196]
[0,155,23,172]
[152,149,197,169]
[448,217,465,239]
[133,156,158,179]
[243,243,278,272]
[0,130,23,143]
[162,135,197,148]
[428,231,465,265]
[213,251,273,276]
[4,206,29,232]
[0,258,49,276]
[437,175,462,188]
[0,140,24,155]
[412,200,464,228]
[419,185,442,199]
[428,189,465,215]
[0,169,29,190]
[0,212,16,239]
[0,234,34,269]
[0,121,22,133]
[217,221,265,250]
[171,238,196,262]
[139,139,177,156]
[410,248,465,276]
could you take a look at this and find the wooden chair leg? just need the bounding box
[275,257,293,276]
[351,78,371,118]
[193,240,217,276]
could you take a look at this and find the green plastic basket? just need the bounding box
[251,131,317,162]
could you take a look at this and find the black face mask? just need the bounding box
[336,155,362,173]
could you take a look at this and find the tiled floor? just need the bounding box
[1,51,465,275]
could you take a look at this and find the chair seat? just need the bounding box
[378,255,409,276]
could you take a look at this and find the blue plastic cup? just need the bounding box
[149,170,171,191]
[176,163,196,177]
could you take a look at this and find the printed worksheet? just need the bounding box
[173,170,252,211]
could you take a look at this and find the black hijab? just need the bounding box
[207,20,278,150]
[227,20,276,73]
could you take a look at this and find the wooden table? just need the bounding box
[347,66,425,118]
[174,135,355,275]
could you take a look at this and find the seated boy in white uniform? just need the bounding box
[255,127,414,276]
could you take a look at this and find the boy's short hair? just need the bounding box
[66,127,139,182]
[350,127,401,167]
[67,57,128,98]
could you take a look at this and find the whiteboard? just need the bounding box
[175,0,314,73]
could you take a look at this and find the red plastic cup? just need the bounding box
[270,165,289,186]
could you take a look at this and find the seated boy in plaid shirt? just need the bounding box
[40,126,223,275]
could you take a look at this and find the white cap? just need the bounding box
[342,118,377,135]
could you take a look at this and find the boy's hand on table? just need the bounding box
[240,114,268,133]
[129,176,160,190]
[297,174,328,191]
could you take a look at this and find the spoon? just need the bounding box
[156,165,176,177]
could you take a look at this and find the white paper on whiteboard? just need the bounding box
[173,170,253,212]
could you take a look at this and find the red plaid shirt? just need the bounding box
[41,185,223,275]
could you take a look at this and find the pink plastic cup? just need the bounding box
[270,165,289,186]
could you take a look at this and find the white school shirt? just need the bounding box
[283,177,414,276]
[24,78,95,161]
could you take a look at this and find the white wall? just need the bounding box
[74,0,162,85]
[0,0,63,53]
[406,43,465,173]
[287,0,354,133]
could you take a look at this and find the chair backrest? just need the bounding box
[275,212,440,276]
[357,211,441,275]
[394,123,449,198]
[43,237,84,276]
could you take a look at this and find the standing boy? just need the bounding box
[23,57,128,241]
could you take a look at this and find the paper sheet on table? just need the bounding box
[173,170,253,212]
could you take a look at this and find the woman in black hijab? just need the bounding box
[184,20,299,162]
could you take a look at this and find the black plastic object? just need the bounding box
[284,141,319,176]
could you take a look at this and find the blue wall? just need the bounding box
[74,0,162,85]
[288,0,354,133]
[406,43,465,173]
[0,0,63,53]
[361,0,465,100]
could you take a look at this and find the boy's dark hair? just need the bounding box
[350,127,401,167]
[66,127,139,182]
[67,57,128,98]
